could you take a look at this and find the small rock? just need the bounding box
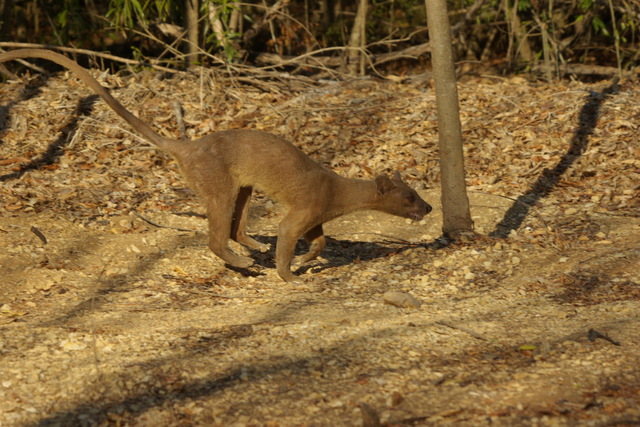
[328,399,344,408]
[61,341,86,351]
[389,391,404,407]
[383,291,421,309]
[39,280,54,291]
[119,219,132,228]
[127,244,141,253]
[359,403,381,427]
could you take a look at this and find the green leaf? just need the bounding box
[518,344,537,351]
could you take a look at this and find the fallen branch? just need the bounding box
[436,320,488,341]
[531,63,632,77]
[373,42,431,66]
[132,211,197,232]
[173,101,187,140]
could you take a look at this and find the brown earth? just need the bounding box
[0,65,639,426]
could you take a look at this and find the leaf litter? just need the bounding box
[0,66,639,426]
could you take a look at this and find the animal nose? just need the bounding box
[425,203,433,214]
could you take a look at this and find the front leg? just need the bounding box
[296,224,325,264]
[275,213,315,282]
[203,189,254,269]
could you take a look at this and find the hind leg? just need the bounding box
[204,188,254,268]
[231,186,270,253]
[295,224,325,264]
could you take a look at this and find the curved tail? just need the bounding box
[0,48,178,152]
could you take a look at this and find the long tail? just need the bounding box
[0,48,178,151]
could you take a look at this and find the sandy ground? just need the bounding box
[1,64,639,426]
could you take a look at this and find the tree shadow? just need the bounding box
[0,77,99,181]
[0,76,48,131]
[489,79,619,238]
[34,232,202,328]
[30,293,638,426]
[24,317,459,426]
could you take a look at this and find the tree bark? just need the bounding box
[185,0,200,67]
[0,0,13,40]
[346,0,367,76]
[424,0,473,238]
[503,0,534,67]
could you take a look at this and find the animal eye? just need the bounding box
[406,195,415,203]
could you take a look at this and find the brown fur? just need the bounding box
[0,49,432,282]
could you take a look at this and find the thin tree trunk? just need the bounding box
[346,0,367,76]
[229,5,241,34]
[424,0,473,238]
[504,0,534,67]
[0,0,13,39]
[185,0,200,67]
[207,2,226,46]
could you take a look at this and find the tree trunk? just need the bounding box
[229,4,241,35]
[207,2,226,48]
[0,0,14,40]
[185,0,200,67]
[346,0,367,76]
[319,0,336,43]
[503,0,534,67]
[424,0,474,238]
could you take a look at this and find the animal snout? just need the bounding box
[408,201,432,221]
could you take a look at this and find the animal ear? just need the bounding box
[375,175,397,195]
[392,171,403,183]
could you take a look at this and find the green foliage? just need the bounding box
[202,0,242,61]
[56,0,78,29]
[578,0,594,12]
[105,0,178,31]
[106,0,149,30]
[154,0,174,18]
[54,0,91,43]
[3,0,637,72]
[591,16,610,37]
[517,0,531,13]
[56,8,69,29]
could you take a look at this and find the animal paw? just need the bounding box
[238,236,270,253]
[237,256,255,268]
[294,252,320,266]
[229,255,254,269]
[256,242,271,253]
[277,269,298,283]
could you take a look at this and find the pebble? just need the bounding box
[61,341,87,351]
[565,208,578,215]
[383,291,421,309]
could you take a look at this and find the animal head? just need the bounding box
[374,172,432,220]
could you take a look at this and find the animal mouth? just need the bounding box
[407,212,424,221]
[407,204,432,221]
